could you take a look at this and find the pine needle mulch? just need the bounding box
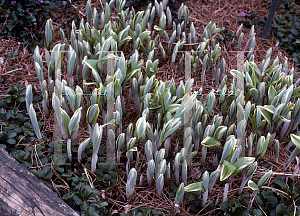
[0,0,300,215]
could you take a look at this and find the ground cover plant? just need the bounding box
[239,0,300,69]
[268,0,300,68]
[1,0,300,215]
[0,0,83,52]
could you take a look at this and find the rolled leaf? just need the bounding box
[78,138,91,161]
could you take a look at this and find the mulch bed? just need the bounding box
[0,0,300,215]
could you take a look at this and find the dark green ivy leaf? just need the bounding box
[276,204,287,215]
[73,193,83,205]
[7,138,16,145]
[291,28,299,36]
[220,202,230,211]
[252,209,264,216]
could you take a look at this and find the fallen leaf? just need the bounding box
[213,8,223,14]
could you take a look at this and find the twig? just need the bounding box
[50,178,58,192]
[0,68,23,76]
[257,171,300,177]
[34,143,43,169]
[201,208,221,216]
[196,200,213,215]
[261,186,289,197]
[98,0,103,9]
[71,3,85,17]
[15,135,27,146]
[160,41,201,46]
[293,200,297,216]
[189,16,209,25]
[51,161,70,189]
[84,167,95,188]
[255,197,268,216]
